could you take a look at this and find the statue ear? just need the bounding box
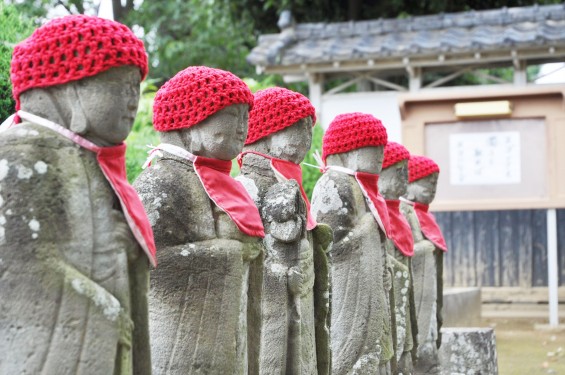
[67,84,88,135]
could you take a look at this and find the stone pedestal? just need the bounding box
[438,328,498,375]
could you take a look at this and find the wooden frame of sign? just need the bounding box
[399,85,565,212]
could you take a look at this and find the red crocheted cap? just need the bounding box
[408,155,440,182]
[383,142,411,169]
[11,15,148,109]
[322,112,388,162]
[245,87,316,145]
[153,66,253,132]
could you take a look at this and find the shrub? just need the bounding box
[0,4,34,122]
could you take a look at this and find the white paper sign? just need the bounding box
[449,132,521,185]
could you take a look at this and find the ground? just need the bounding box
[486,317,565,374]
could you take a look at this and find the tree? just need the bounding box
[7,0,561,84]
[0,3,34,122]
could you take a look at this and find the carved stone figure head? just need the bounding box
[11,15,148,146]
[405,155,440,205]
[322,112,388,173]
[243,87,316,163]
[152,66,254,160]
[378,142,411,200]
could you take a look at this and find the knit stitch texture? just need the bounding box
[382,141,410,169]
[408,155,440,182]
[153,66,253,132]
[246,87,316,145]
[11,15,148,109]
[322,112,388,162]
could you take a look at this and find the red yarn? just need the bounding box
[246,87,316,145]
[382,142,410,169]
[408,155,440,182]
[153,66,253,132]
[11,15,148,110]
[322,112,388,162]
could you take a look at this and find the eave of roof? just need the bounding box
[248,4,565,75]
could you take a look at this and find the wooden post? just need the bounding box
[547,208,559,326]
[308,73,324,124]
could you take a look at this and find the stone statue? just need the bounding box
[378,142,417,375]
[0,15,155,375]
[237,87,332,375]
[400,155,447,375]
[133,66,265,374]
[311,113,394,375]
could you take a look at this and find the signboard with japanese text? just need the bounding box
[425,118,547,205]
[449,131,521,186]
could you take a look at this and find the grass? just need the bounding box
[484,318,565,374]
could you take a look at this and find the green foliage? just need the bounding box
[131,0,257,83]
[125,80,160,182]
[302,124,324,200]
[0,3,34,122]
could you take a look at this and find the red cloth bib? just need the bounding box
[17,110,158,266]
[413,202,447,252]
[238,151,317,231]
[148,144,265,238]
[385,199,414,257]
[354,171,392,237]
[193,156,265,238]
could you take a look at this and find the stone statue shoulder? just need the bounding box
[0,122,76,150]
[311,170,358,242]
[133,157,216,246]
[0,122,96,250]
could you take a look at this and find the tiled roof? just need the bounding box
[247,4,565,69]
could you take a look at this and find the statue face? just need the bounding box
[378,160,408,200]
[183,103,249,160]
[267,117,313,163]
[405,172,439,204]
[327,146,384,174]
[75,65,141,146]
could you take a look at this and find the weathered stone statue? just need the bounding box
[133,66,265,374]
[237,87,331,375]
[0,15,155,375]
[311,113,394,375]
[378,142,417,374]
[400,155,447,375]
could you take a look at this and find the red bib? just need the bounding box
[353,171,392,237]
[385,200,414,256]
[148,144,265,238]
[17,110,158,266]
[238,151,317,231]
[413,202,447,252]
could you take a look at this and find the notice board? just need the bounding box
[399,85,565,211]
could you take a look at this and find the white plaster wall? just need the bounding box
[319,91,403,142]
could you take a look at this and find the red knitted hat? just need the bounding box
[408,155,440,182]
[11,15,148,110]
[153,66,253,132]
[245,87,316,145]
[383,142,411,169]
[322,112,388,162]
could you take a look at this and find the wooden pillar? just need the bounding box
[514,61,527,86]
[409,67,422,92]
[308,73,324,124]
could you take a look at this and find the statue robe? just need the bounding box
[385,242,417,374]
[311,171,393,375]
[0,122,150,375]
[237,153,331,375]
[134,153,262,374]
[400,202,443,375]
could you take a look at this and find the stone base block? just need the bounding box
[439,328,498,375]
[443,287,481,327]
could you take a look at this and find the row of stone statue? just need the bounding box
[0,15,448,375]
